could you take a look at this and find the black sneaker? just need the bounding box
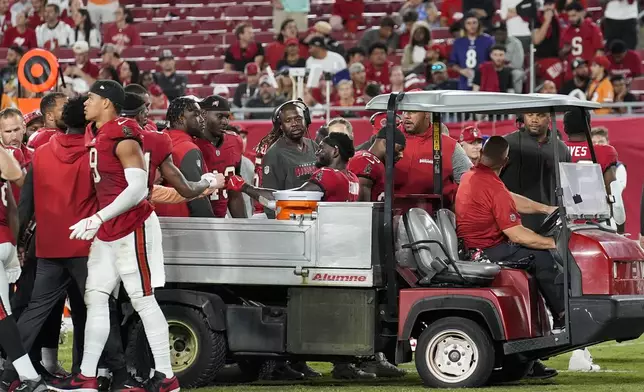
[525,361,558,379]
[332,363,376,380]
[97,377,110,392]
[110,376,145,392]
[142,371,179,392]
[14,379,48,392]
[289,362,322,378]
[270,363,305,381]
[360,353,407,378]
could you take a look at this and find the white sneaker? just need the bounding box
[568,349,601,371]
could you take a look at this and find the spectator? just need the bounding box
[277,38,307,70]
[102,5,140,49]
[27,0,46,30]
[2,11,37,49]
[603,0,638,50]
[305,36,347,74]
[71,8,100,48]
[422,43,446,81]
[327,117,354,140]
[100,43,123,73]
[610,74,636,114]
[120,60,139,86]
[24,109,43,139]
[276,73,294,101]
[449,12,494,90]
[331,0,364,33]
[233,63,260,109]
[399,0,430,24]
[401,21,431,73]
[365,42,393,85]
[10,0,30,26]
[60,0,83,27]
[0,45,22,86]
[425,61,458,90]
[272,0,309,32]
[224,22,264,72]
[87,0,118,27]
[397,10,418,49]
[586,56,614,115]
[499,0,531,51]
[265,19,308,70]
[383,65,405,93]
[492,22,525,93]
[359,16,399,54]
[98,65,120,83]
[304,21,345,57]
[363,82,381,102]
[607,39,642,80]
[140,71,154,90]
[36,3,75,50]
[331,79,364,118]
[591,126,609,145]
[539,80,558,93]
[149,84,168,120]
[559,2,603,64]
[0,0,10,42]
[346,47,366,66]
[425,2,441,28]
[459,126,484,165]
[559,58,589,96]
[63,41,99,86]
[533,0,561,60]
[473,45,514,93]
[245,75,286,120]
[154,49,187,101]
[349,62,367,97]
[440,0,463,27]
[462,0,495,31]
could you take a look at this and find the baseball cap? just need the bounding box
[592,55,610,70]
[308,36,326,48]
[23,110,42,125]
[459,126,484,143]
[285,37,299,46]
[430,61,447,73]
[100,43,119,56]
[244,63,259,76]
[200,95,231,112]
[258,75,271,86]
[213,85,230,97]
[159,49,174,61]
[349,62,365,74]
[121,92,146,116]
[72,41,89,54]
[149,84,164,97]
[571,58,586,70]
[90,80,125,109]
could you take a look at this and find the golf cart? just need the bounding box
[124,91,644,389]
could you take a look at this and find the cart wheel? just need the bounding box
[125,305,227,388]
[488,358,535,384]
[415,317,495,388]
[236,359,277,382]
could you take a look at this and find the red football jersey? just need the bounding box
[565,140,618,173]
[0,180,14,245]
[195,132,243,218]
[27,128,60,150]
[560,19,603,63]
[308,167,360,202]
[365,61,394,86]
[347,150,385,201]
[85,117,153,241]
[251,143,270,214]
[142,129,172,191]
[143,120,158,133]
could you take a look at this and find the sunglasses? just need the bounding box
[431,64,446,72]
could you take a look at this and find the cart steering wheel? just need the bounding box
[537,208,561,235]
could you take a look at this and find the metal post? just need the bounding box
[384,93,400,319]
[529,20,535,94]
[325,79,331,123]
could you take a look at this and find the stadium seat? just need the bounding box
[364,3,391,13]
[255,32,274,44]
[196,59,225,74]
[630,77,644,93]
[130,7,154,21]
[150,45,186,58]
[185,45,218,60]
[253,5,273,18]
[137,59,158,71]
[143,35,176,47]
[121,0,141,8]
[141,0,172,9]
[136,21,160,36]
[53,47,74,62]
[310,3,332,16]
[186,73,210,87]
[223,5,250,19]
[197,20,232,33]
[164,20,197,35]
[178,34,216,47]
[187,86,215,97]
[186,7,223,21]
[223,33,236,46]
[431,28,451,40]
[250,19,271,31]
[121,45,149,60]
[154,7,188,20]
[212,72,243,84]
[174,59,196,73]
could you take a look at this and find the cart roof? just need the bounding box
[365,91,601,114]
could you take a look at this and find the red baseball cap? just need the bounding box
[149,84,164,97]
[459,126,484,143]
[23,110,42,125]
[245,63,259,76]
[285,37,299,46]
[592,55,610,70]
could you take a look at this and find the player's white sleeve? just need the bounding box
[96,168,148,222]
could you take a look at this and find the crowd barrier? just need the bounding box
[236,116,644,237]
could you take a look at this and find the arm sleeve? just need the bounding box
[451,143,473,184]
[17,167,34,244]
[97,168,148,222]
[180,149,214,217]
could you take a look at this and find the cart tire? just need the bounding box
[488,359,535,384]
[125,305,227,388]
[415,317,495,388]
[236,359,277,382]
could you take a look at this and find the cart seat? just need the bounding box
[400,208,500,286]
[436,208,459,261]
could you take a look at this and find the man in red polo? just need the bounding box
[455,136,564,330]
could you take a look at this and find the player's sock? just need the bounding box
[13,355,40,381]
[41,347,58,372]
[131,296,173,378]
[80,290,111,378]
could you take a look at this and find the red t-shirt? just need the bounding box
[608,50,642,80]
[456,164,521,250]
[103,23,142,48]
[308,167,359,202]
[33,132,97,257]
[565,140,618,173]
[85,117,153,241]
[560,18,603,64]
[194,132,243,218]
[365,61,394,86]
[153,129,207,218]
[264,40,309,70]
[27,13,44,30]
[27,127,60,150]
[347,150,384,201]
[2,26,37,48]
[142,128,172,192]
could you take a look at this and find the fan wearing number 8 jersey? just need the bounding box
[196,95,247,218]
[560,2,603,65]
[448,12,494,90]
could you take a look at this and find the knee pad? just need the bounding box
[84,290,110,307]
[130,295,157,314]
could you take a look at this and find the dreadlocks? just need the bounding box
[254,123,282,155]
[166,97,197,129]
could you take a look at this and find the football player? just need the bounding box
[228,132,359,205]
[52,80,182,392]
[347,126,406,201]
[27,92,68,150]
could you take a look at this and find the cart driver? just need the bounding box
[396,110,472,206]
[227,132,359,206]
[455,136,566,332]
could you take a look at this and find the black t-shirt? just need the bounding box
[559,78,589,95]
[534,15,561,59]
[224,44,265,72]
[154,72,187,101]
[473,67,514,92]
[277,58,307,70]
